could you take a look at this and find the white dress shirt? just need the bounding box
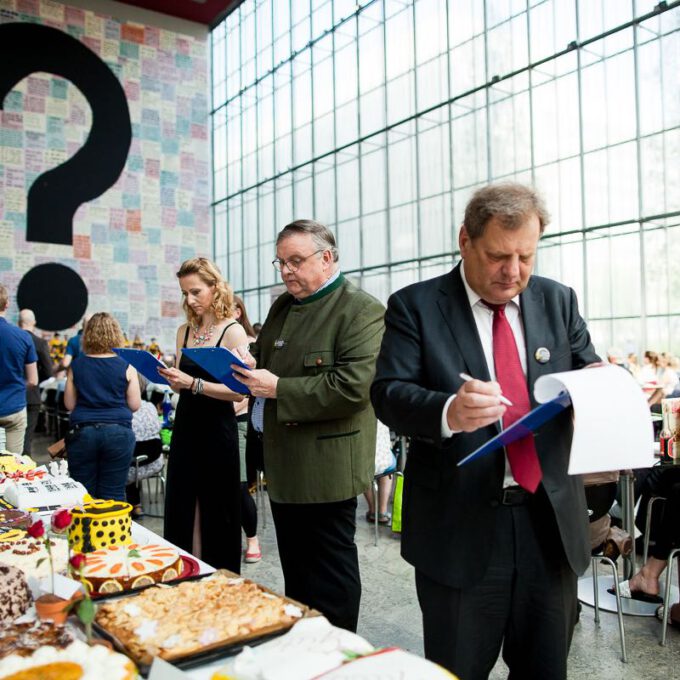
[440,262,528,487]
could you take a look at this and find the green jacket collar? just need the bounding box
[295,273,345,305]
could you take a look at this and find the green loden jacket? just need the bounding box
[252,274,386,504]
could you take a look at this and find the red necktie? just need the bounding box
[484,302,542,493]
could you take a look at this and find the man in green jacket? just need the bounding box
[233,219,385,631]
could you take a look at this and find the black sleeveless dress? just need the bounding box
[164,323,241,572]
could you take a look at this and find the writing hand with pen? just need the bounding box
[446,373,510,433]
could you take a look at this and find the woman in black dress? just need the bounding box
[159,257,248,572]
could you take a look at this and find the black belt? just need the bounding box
[500,486,530,506]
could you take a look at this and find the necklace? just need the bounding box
[191,321,215,346]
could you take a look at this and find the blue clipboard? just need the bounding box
[457,391,572,466]
[113,348,170,386]
[182,347,251,395]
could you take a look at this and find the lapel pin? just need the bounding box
[534,347,550,364]
[274,339,286,349]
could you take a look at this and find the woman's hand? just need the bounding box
[233,344,256,369]
[158,366,194,393]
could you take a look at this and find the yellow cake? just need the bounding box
[0,454,36,476]
[68,497,132,554]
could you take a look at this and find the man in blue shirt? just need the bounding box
[0,284,38,454]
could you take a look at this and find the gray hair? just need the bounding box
[464,183,550,239]
[276,219,339,263]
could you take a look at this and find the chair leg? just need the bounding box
[372,477,379,547]
[592,556,600,624]
[257,470,267,529]
[591,555,627,662]
[661,548,680,646]
[644,496,665,564]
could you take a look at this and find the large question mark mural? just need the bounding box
[0,22,132,330]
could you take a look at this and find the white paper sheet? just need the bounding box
[533,365,655,474]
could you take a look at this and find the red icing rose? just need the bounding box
[51,508,73,533]
[70,553,86,570]
[27,519,45,539]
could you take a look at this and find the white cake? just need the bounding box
[0,535,69,580]
[2,476,87,510]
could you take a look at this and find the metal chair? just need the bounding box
[642,495,667,564]
[591,554,627,662]
[641,494,680,646]
[584,480,627,662]
[660,547,680,646]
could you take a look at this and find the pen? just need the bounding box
[459,372,514,407]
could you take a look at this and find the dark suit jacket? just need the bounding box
[26,331,53,405]
[370,264,600,589]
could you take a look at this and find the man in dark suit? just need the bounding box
[371,183,599,680]
[18,309,53,456]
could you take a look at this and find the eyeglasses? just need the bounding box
[272,249,325,273]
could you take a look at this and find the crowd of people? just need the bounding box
[2,183,680,680]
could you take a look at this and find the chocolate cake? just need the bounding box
[0,564,32,624]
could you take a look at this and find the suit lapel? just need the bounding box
[520,279,557,407]
[436,265,492,385]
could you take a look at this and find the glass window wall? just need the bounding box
[211,0,680,355]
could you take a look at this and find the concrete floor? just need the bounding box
[31,435,680,678]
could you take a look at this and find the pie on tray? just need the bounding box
[94,570,306,665]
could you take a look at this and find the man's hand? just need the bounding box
[447,378,506,433]
[232,365,278,398]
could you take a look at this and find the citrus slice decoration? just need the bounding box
[98,579,124,594]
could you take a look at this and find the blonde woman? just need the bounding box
[158,257,247,572]
[64,312,141,501]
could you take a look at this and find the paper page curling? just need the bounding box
[534,365,654,474]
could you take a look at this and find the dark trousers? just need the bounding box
[416,494,577,680]
[23,404,40,456]
[638,466,680,558]
[270,496,361,632]
[240,482,257,538]
[67,423,135,501]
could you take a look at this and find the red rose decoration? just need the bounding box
[51,508,73,533]
[27,519,45,539]
[70,553,86,571]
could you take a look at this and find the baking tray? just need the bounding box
[92,569,315,676]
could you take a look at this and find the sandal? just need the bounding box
[366,512,391,525]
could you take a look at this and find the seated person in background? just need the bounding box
[147,337,161,357]
[363,420,396,525]
[126,375,163,518]
[615,466,680,610]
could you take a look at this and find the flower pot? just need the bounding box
[35,593,69,625]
